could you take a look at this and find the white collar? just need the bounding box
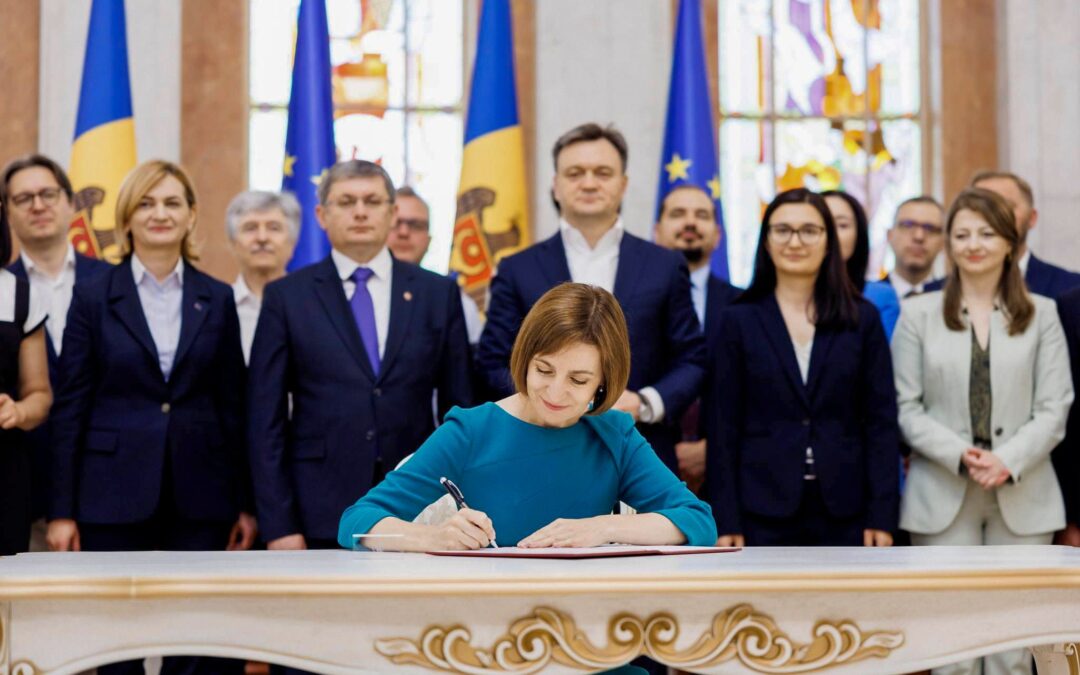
[232,275,257,305]
[20,242,76,276]
[689,264,711,289]
[131,253,184,287]
[331,245,393,283]
[559,217,624,253]
[1018,250,1031,276]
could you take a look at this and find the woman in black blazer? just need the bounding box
[45,161,251,675]
[704,188,899,547]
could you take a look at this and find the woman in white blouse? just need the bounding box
[0,202,52,555]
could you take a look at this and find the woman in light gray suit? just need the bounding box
[892,188,1073,675]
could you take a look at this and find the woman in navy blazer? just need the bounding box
[705,188,899,547]
[45,162,249,674]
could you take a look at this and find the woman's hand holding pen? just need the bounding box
[430,508,497,550]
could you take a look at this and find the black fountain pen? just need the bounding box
[439,476,498,548]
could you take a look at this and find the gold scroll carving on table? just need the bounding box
[375,603,904,673]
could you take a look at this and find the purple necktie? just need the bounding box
[349,267,380,375]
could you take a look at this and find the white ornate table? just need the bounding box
[0,546,1078,674]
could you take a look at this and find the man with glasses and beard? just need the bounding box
[653,185,740,494]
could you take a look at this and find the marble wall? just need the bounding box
[996,0,1080,269]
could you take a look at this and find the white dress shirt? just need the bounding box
[560,218,623,292]
[689,265,711,328]
[1018,250,1031,277]
[232,275,262,365]
[559,218,665,422]
[132,254,184,380]
[20,243,77,354]
[332,246,392,359]
[890,272,935,299]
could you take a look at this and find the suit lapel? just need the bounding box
[805,327,835,399]
[755,296,810,407]
[613,234,645,304]
[7,258,26,280]
[378,258,417,381]
[538,234,573,288]
[313,256,376,380]
[108,260,161,372]
[172,267,212,372]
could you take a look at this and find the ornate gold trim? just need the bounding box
[1066,642,1079,675]
[374,604,904,673]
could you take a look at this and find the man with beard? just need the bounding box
[885,195,945,298]
[972,170,1080,299]
[653,185,740,493]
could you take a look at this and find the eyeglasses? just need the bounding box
[394,218,429,233]
[9,188,63,210]
[768,224,825,245]
[325,195,389,211]
[895,219,943,236]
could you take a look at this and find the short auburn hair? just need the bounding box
[115,160,200,260]
[509,283,631,414]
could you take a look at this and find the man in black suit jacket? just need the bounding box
[653,184,739,492]
[2,154,110,549]
[477,123,705,473]
[973,170,1080,299]
[1055,287,1080,546]
[248,160,473,554]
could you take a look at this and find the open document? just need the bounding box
[426,545,740,559]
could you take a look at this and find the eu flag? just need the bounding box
[282,0,337,271]
[655,0,729,280]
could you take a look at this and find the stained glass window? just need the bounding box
[249,0,465,273]
[719,0,925,285]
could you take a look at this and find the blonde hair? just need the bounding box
[509,283,631,414]
[115,160,200,260]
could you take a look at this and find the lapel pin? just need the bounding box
[194,302,204,311]
[403,291,413,302]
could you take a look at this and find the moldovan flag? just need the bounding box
[68,0,137,263]
[450,0,530,311]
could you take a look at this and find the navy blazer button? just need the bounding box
[161,402,171,414]
[366,430,375,441]
[801,418,810,426]
[373,388,382,396]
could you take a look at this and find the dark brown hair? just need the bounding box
[551,123,628,172]
[2,154,75,203]
[740,188,860,330]
[942,188,1033,335]
[509,283,631,414]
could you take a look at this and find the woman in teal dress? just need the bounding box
[337,283,716,551]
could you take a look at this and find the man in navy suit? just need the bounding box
[2,155,109,550]
[1055,287,1080,547]
[248,160,473,553]
[477,123,705,471]
[973,170,1080,299]
[653,184,739,492]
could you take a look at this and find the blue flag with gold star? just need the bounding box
[656,0,728,279]
[283,0,336,271]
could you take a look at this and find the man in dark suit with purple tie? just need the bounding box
[248,160,473,557]
[1055,286,1080,547]
[973,170,1080,299]
[653,184,739,493]
[2,155,110,550]
[478,123,705,473]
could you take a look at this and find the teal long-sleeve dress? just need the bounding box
[337,402,717,547]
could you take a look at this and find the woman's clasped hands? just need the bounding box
[963,448,1011,489]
